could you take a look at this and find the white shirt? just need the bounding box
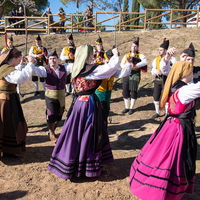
[30,63,73,77]
[151,57,161,76]
[160,57,176,76]
[5,63,34,84]
[178,82,200,104]
[85,55,120,80]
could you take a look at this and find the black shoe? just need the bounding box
[128,109,134,115]
[65,92,70,96]
[152,113,160,119]
[34,91,40,96]
[122,108,129,114]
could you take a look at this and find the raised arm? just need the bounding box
[5,63,34,84]
[178,82,200,104]
[85,54,119,80]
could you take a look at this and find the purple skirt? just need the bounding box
[48,95,113,180]
[130,118,194,200]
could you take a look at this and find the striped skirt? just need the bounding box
[48,94,113,180]
[130,118,194,200]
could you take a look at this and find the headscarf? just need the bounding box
[71,44,93,79]
[160,61,193,109]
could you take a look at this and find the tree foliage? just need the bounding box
[131,0,140,26]
[0,0,49,18]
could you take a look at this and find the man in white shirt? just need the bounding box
[151,39,176,118]
[29,35,49,96]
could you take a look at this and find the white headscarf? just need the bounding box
[71,44,93,79]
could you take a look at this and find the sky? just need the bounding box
[47,0,143,31]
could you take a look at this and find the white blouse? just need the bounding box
[5,63,34,84]
[178,82,200,104]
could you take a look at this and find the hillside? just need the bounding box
[0,29,200,200]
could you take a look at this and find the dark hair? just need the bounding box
[7,48,22,61]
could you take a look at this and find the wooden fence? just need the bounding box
[0,7,199,34]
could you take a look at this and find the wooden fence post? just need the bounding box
[144,9,147,30]
[197,6,199,28]
[4,18,6,34]
[119,12,122,31]
[48,15,50,35]
[170,9,173,29]
[71,14,73,33]
[95,12,97,32]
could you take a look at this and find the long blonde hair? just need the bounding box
[160,61,193,109]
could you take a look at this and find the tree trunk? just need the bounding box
[118,0,122,12]
[0,6,4,19]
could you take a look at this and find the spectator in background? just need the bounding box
[42,7,56,33]
[58,7,66,34]
[84,5,93,29]
[42,7,53,24]
[8,8,16,25]
[17,7,25,34]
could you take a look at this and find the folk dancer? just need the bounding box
[27,50,72,141]
[121,37,148,115]
[1,36,24,97]
[151,39,176,118]
[48,45,132,180]
[0,49,35,158]
[94,36,105,65]
[60,33,76,96]
[130,61,198,200]
[95,47,133,127]
[29,35,49,96]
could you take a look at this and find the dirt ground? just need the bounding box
[0,29,200,200]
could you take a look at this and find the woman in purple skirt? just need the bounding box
[48,44,132,180]
[130,61,199,200]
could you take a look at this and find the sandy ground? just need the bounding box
[0,77,200,200]
[0,29,200,199]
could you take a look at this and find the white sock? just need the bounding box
[165,102,169,114]
[154,101,160,114]
[17,84,20,94]
[65,84,70,93]
[123,98,129,109]
[42,82,46,91]
[130,98,136,109]
[33,81,39,91]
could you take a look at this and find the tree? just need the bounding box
[60,0,122,12]
[0,0,49,19]
[131,0,140,27]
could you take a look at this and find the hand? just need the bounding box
[112,47,118,56]
[155,69,162,76]
[166,47,176,57]
[127,55,132,63]
[37,54,43,59]
[27,56,37,64]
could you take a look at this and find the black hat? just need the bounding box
[132,37,139,46]
[36,35,41,41]
[160,38,169,50]
[183,42,195,57]
[96,36,102,44]
[49,50,58,58]
[68,33,73,40]
[7,35,13,42]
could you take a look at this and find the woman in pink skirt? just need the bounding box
[130,61,199,200]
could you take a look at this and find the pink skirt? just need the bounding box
[130,118,194,200]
